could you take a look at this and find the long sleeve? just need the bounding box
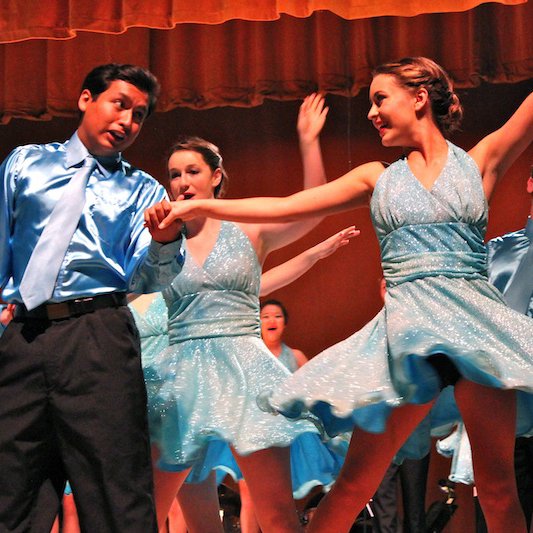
[0,147,24,288]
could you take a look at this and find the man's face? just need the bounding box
[77,80,149,156]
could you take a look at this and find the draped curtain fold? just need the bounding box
[0,1,531,123]
[0,0,525,43]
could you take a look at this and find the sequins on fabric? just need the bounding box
[146,222,336,493]
[265,142,533,443]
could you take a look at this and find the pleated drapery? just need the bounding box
[0,1,531,122]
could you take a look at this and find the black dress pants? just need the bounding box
[372,454,430,533]
[0,306,158,533]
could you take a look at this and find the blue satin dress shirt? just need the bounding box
[487,218,533,317]
[0,132,183,303]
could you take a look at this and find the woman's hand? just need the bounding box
[0,303,15,326]
[297,93,328,146]
[144,198,184,242]
[308,226,360,261]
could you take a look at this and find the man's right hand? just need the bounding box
[144,199,183,243]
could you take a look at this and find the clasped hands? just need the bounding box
[144,197,197,243]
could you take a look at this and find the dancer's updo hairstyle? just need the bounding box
[167,136,229,198]
[373,57,463,135]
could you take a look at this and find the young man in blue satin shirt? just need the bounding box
[0,63,183,532]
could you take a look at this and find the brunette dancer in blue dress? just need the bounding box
[156,57,533,533]
[130,225,355,533]
[145,94,359,533]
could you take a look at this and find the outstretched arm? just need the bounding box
[0,303,15,326]
[469,91,533,199]
[159,161,382,227]
[259,226,359,296]
[298,93,328,190]
[250,93,329,254]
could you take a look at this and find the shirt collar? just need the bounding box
[66,131,123,177]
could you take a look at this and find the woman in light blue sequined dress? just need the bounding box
[156,57,533,533]
[130,226,355,533]
[144,95,361,533]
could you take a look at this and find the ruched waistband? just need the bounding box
[380,222,487,286]
[167,290,261,343]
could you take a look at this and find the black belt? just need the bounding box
[14,293,128,321]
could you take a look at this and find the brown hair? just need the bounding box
[167,136,229,198]
[80,63,159,119]
[373,57,463,135]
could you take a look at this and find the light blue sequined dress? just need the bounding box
[146,222,338,494]
[262,142,533,442]
[130,293,239,484]
[278,343,300,373]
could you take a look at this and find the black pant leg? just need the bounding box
[0,319,61,533]
[29,477,65,533]
[474,495,488,533]
[399,454,430,533]
[372,462,400,533]
[48,307,158,533]
[0,307,158,533]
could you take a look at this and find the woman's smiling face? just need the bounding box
[367,74,420,147]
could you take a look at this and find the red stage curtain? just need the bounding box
[0,0,525,43]
[0,2,532,123]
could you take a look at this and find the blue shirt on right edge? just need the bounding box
[487,218,533,317]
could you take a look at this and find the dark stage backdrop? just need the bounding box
[1,79,532,532]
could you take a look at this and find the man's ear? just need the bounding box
[78,89,93,113]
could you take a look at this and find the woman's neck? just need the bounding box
[264,339,283,356]
[184,216,219,238]
[403,122,448,161]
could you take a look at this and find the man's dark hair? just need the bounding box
[80,63,160,118]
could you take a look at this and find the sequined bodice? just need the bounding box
[164,221,261,343]
[129,292,169,363]
[278,343,299,373]
[371,142,489,286]
[130,293,168,340]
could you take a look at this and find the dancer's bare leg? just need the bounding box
[455,379,527,533]
[233,446,303,533]
[50,516,59,533]
[152,445,191,532]
[239,479,261,533]
[307,402,434,533]
[62,493,81,533]
[176,471,224,533]
[167,497,187,533]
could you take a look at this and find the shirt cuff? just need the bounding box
[148,235,184,266]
